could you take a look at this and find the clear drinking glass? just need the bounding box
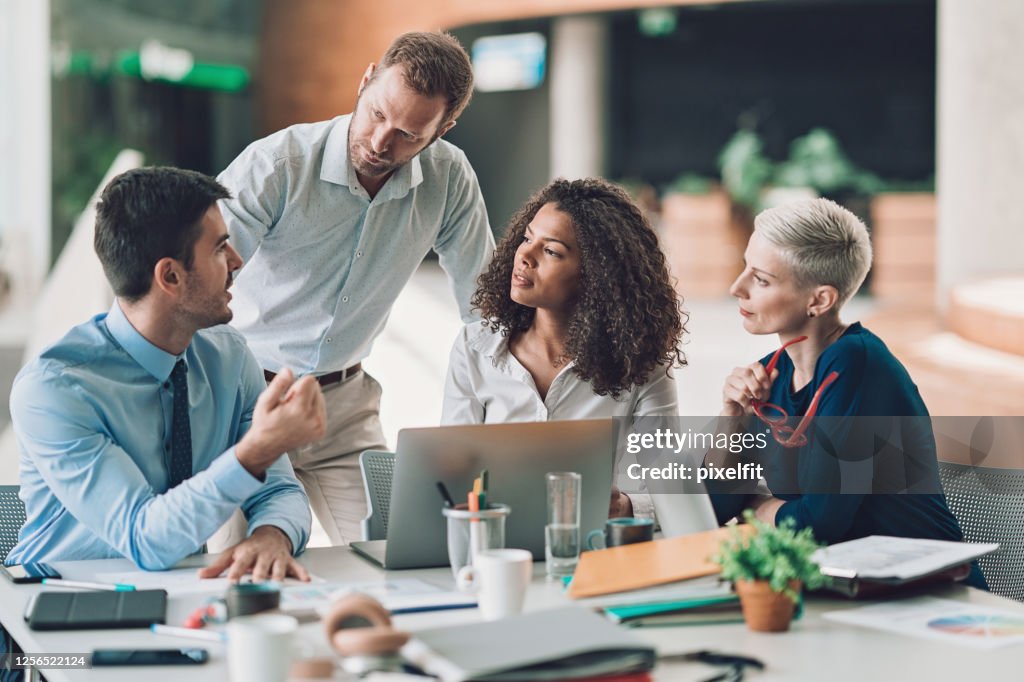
[545,471,582,578]
[443,503,510,579]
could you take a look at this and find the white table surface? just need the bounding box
[2,547,1022,681]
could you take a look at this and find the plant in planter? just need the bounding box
[772,127,883,200]
[717,129,773,213]
[718,126,885,211]
[656,172,739,298]
[713,510,824,632]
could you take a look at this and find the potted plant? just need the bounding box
[713,510,824,632]
[654,172,741,298]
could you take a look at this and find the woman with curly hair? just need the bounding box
[441,177,686,517]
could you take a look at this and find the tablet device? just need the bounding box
[25,589,168,630]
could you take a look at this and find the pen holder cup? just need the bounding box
[442,503,510,580]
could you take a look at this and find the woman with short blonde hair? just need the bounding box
[713,198,984,589]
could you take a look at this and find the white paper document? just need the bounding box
[812,536,998,581]
[824,597,1024,649]
[280,578,475,614]
[92,567,323,596]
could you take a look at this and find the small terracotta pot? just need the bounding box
[734,579,800,632]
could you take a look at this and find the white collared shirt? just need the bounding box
[442,323,679,424]
[218,115,495,374]
[442,323,680,518]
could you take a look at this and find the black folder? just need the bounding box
[25,589,167,630]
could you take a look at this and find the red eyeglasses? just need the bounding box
[751,335,839,448]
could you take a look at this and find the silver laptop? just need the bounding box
[350,419,615,569]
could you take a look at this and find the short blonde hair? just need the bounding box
[754,198,873,307]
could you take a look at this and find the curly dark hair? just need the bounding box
[473,178,687,398]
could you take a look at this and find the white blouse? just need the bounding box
[441,323,680,517]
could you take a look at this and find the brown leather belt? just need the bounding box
[263,363,362,388]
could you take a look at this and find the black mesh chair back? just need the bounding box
[0,485,26,562]
[359,451,396,541]
[939,461,1024,601]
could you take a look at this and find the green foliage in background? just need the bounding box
[773,128,882,196]
[665,172,715,196]
[717,130,773,210]
[713,510,825,603]
[52,133,123,265]
[717,127,892,213]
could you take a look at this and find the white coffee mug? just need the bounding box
[456,548,533,621]
[227,613,299,682]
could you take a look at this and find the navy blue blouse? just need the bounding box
[709,323,985,589]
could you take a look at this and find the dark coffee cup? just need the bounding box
[586,517,654,550]
[225,582,281,619]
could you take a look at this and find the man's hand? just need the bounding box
[749,495,785,527]
[721,362,779,417]
[236,369,326,476]
[609,486,634,518]
[197,525,310,583]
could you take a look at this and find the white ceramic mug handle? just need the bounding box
[456,565,478,593]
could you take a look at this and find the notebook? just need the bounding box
[567,526,751,599]
[25,589,168,630]
[400,607,656,682]
[811,536,998,598]
[605,593,741,625]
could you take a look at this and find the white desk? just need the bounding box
[2,548,1022,681]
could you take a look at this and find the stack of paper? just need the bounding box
[812,536,998,597]
[280,578,475,616]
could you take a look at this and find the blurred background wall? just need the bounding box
[1,0,1021,446]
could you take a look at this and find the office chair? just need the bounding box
[0,485,26,562]
[359,451,396,541]
[939,461,1024,602]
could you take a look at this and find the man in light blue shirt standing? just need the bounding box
[218,32,495,544]
[7,167,326,580]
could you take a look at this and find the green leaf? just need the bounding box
[711,510,824,603]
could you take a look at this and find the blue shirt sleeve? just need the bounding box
[233,349,311,554]
[10,367,266,570]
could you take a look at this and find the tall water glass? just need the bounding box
[545,471,582,578]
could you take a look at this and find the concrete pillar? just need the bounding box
[936,0,1024,305]
[549,15,607,180]
[0,0,50,297]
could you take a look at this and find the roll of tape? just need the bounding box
[225,583,281,619]
[323,593,410,657]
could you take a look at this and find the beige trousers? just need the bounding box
[208,370,388,550]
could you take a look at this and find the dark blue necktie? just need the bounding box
[168,359,192,489]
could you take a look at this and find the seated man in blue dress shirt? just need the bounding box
[6,166,326,581]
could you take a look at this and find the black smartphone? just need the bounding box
[0,562,61,584]
[91,649,209,666]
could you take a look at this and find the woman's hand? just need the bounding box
[721,362,779,417]
[749,495,786,527]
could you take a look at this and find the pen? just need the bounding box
[468,490,482,557]
[151,624,226,643]
[479,469,489,509]
[436,481,456,508]
[42,579,135,592]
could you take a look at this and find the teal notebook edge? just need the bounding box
[605,594,739,623]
